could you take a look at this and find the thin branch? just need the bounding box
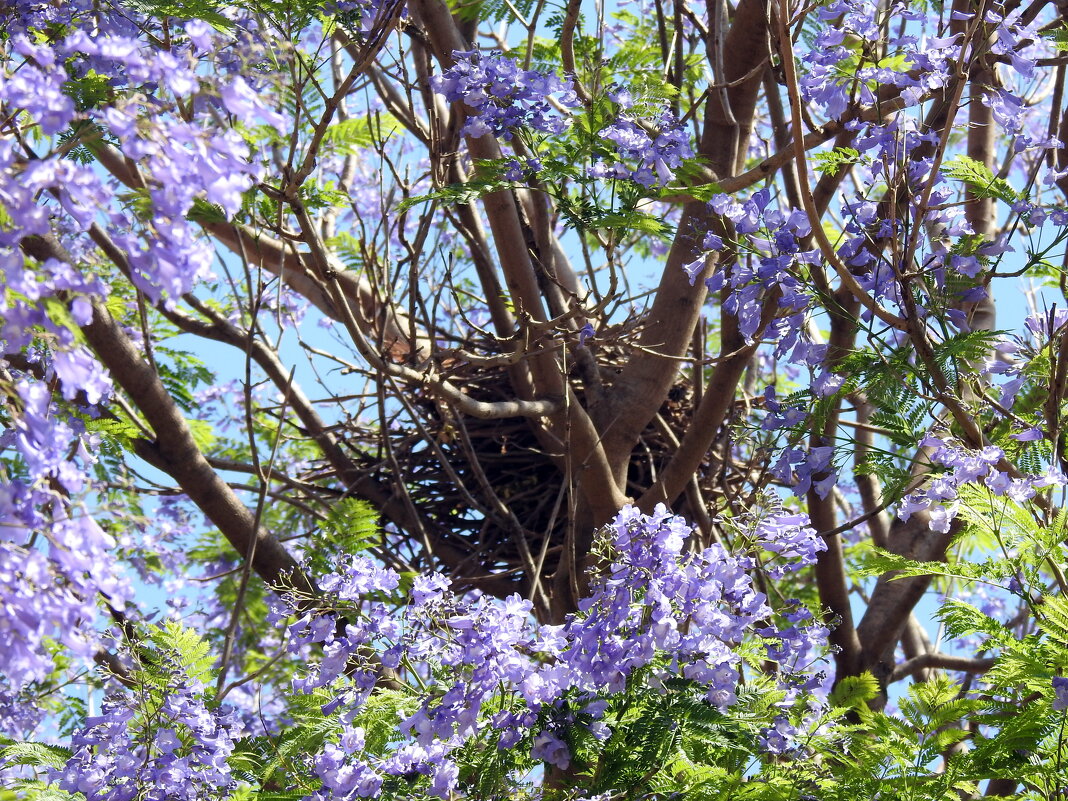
[890,653,997,684]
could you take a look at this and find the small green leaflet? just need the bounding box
[321,114,400,154]
[812,147,867,176]
[127,0,235,29]
[1043,25,1068,52]
[942,155,1019,203]
[147,621,216,684]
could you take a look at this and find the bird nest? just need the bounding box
[375,331,733,594]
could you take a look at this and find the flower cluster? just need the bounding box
[1053,677,1068,712]
[0,686,43,739]
[2,29,277,308]
[274,554,403,702]
[898,435,1065,533]
[431,51,577,139]
[55,679,240,801]
[754,512,828,578]
[799,0,937,118]
[559,505,773,708]
[593,113,693,187]
[0,376,129,688]
[273,505,830,798]
[694,191,818,345]
[0,19,288,695]
[984,309,1068,412]
[771,444,839,501]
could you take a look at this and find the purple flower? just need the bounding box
[52,347,112,405]
[220,77,290,129]
[55,669,240,801]
[1054,677,1068,711]
[759,716,799,754]
[1025,308,1068,340]
[597,113,693,187]
[531,732,570,769]
[755,511,828,578]
[431,51,576,139]
[1010,427,1043,442]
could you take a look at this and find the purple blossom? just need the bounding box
[899,436,1064,529]
[431,51,577,139]
[55,662,240,801]
[531,732,570,769]
[220,76,290,129]
[701,191,817,345]
[755,512,828,578]
[598,113,693,187]
[759,716,799,754]
[274,504,830,786]
[2,38,75,135]
[1053,677,1068,711]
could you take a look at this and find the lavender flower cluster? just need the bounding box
[593,113,694,187]
[55,671,240,801]
[691,190,818,344]
[899,434,1065,533]
[800,0,1044,136]
[265,504,830,799]
[0,376,129,689]
[985,309,1068,413]
[431,51,578,139]
[0,16,290,697]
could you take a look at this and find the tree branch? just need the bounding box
[889,653,996,684]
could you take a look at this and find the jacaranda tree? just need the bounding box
[4,0,1068,796]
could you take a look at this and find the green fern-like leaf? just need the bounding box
[127,0,235,28]
[148,621,216,684]
[321,114,400,153]
[812,146,867,176]
[828,672,880,711]
[261,714,337,788]
[942,155,1019,204]
[322,498,381,553]
[0,741,72,770]
[1037,596,1068,652]
[938,598,1016,649]
[1042,25,1068,52]
[355,688,419,753]
[0,781,80,801]
[954,483,1037,553]
[85,416,142,449]
[899,679,978,750]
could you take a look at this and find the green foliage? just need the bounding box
[0,786,76,801]
[812,147,868,176]
[154,347,215,414]
[1042,25,1068,52]
[321,114,400,154]
[942,155,1019,204]
[449,0,536,24]
[127,0,235,28]
[0,741,71,771]
[827,672,880,710]
[187,197,230,224]
[322,498,379,548]
[84,415,143,451]
[61,72,114,112]
[146,621,217,684]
